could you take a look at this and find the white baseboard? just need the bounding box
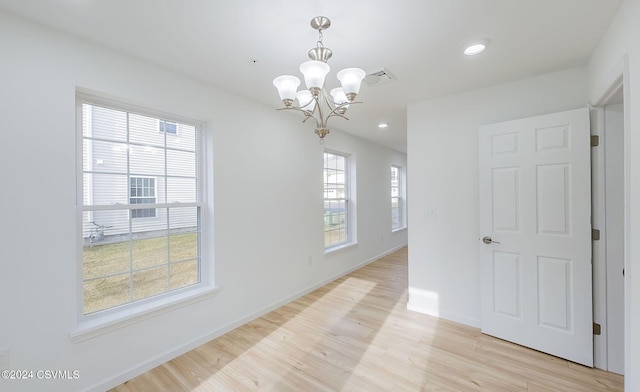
[85,244,407,392]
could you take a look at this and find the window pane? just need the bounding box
[169,206,198,229]
[170,232,198,262]
[131,206,166,232]
[85,105,127,141]
[82,209,130,242]
[129,113,165,147]
[167,149,196,177]
[83,139,128,174]
[392,202,400,229]
[86,174,129,205]
[133,266,168,301]
[129,145,165,176]
[167,177,197,203]
[131,236,168,270]
[324,198,348,248]
[84,274,130,315]
[170,260,199,290]
[169,124,197,151]
[83,240,129,281]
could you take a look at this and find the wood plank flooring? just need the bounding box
[111,247,624,391]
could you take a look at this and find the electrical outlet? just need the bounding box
[0,348,9,370]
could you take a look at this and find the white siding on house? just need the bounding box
[82,105,198,239]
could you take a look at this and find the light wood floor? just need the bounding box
[111,247,624,391]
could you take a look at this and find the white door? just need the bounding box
[479,108,593,367]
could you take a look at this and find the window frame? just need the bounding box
[391,164,407,231]
[323,150,354,251]
[73,91,217,341]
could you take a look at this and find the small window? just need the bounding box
[159,120,177,134]
[130,177,156,218]
[391,165,406,230]
[324,151,351,249]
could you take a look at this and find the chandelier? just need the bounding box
[273,16,366,142]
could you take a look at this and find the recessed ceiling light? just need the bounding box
[378,122,389,129]
[463,39,490,56]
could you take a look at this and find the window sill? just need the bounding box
[324,242,358,255]
[392,226,408,234]
[70,285,220,342]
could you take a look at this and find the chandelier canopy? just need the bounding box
[273,16,366,142]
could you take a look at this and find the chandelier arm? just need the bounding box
[322,90,336,110]
[302,114,317,125]
[325,101,362,119]
[275,106,323,128]
[327,112,350,122]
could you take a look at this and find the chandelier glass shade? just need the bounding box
[273,16,366,141]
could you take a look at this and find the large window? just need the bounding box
[391,165,406,230]
[79,98,202,315]
[324,151,350,249]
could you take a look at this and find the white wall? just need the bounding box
[406,68,588,326]
[588,0,640,388]
[0,11,407,392]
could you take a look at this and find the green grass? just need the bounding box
[83,233,199,314]
[324,222,347,248]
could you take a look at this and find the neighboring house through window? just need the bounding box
[324,150,352,249]
[78,96,204,317]
[159,120,177,134]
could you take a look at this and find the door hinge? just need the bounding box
[591,135,600,147]
[593,323,601,335]
[592,229,601,241]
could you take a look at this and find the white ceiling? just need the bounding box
[0,0,623,152]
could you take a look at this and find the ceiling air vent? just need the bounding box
[364,68,396,86]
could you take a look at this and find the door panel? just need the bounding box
[536,164,571,235]
[537,256,571,330]
[492,251,521,318]
[492,168,520,231]
[479,108,593,367]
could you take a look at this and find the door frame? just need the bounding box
[591,59,630,373]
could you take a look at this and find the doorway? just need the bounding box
[592,84,625,375]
